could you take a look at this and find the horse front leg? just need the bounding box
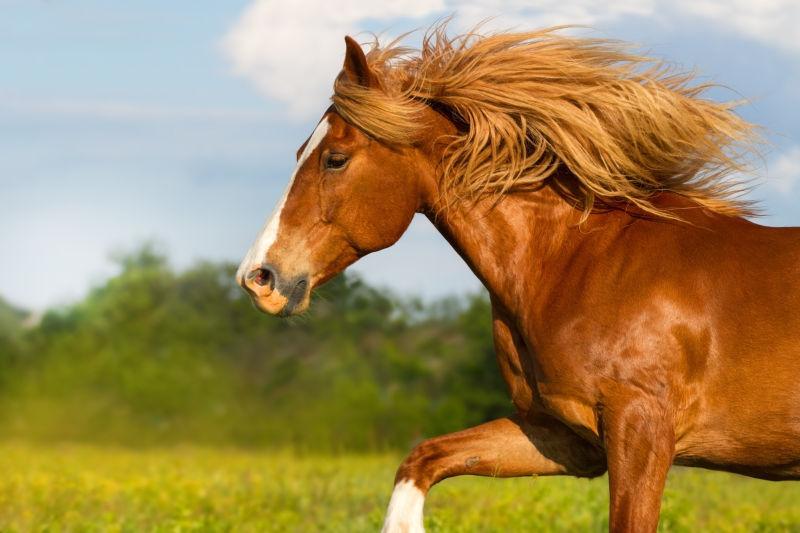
[603,394,675,533]
[381,413,606,533]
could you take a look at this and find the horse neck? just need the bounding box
[414,110,623,315]
[423,186,592,315]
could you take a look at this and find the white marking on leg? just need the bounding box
[236,117,331,282]
[381,479,425,533]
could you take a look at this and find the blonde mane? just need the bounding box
[331,24,761,219]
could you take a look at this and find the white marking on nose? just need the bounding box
[237,117,331,283]
[382,479,425,533]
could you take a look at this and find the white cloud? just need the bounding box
[222,0,800,119]
[767,147,800,194]
[222,0,445,118]
[679,0,800,56]
[450,0,656,28]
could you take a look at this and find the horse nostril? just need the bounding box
[248,266,276,290]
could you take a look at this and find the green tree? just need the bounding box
[0,245,509,451]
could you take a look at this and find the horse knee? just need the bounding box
[395,438,447,490]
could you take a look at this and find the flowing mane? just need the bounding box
[331,25,760,219]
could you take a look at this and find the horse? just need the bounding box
[237,25,800,532]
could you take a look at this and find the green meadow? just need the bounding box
[2,444,800,532]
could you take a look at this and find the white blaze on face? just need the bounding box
[381,480,426,533]
[237,117,331,283]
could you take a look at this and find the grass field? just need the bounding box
[1,444,800,532]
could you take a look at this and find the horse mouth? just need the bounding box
[279,279,309,317]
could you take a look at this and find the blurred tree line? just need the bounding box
[0,246,510,451]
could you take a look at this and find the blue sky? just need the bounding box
[2,0,799,310]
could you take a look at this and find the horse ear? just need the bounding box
[342,36,378,88]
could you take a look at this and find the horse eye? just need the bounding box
[325,153,349,170]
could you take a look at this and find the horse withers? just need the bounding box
[238,27,800,532]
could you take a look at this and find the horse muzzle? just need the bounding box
[240,263,310,317]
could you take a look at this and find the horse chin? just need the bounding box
[280,294,310,317]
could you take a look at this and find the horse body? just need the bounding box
[430,186,800,484]
[237,27,799,532]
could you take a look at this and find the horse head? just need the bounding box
[237,38,440,316]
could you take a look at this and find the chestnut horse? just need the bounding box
[238,27,800,532]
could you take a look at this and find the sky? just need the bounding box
[1,0,799,310]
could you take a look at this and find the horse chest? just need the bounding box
[528,355,604,439]
[493,326,604,438]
